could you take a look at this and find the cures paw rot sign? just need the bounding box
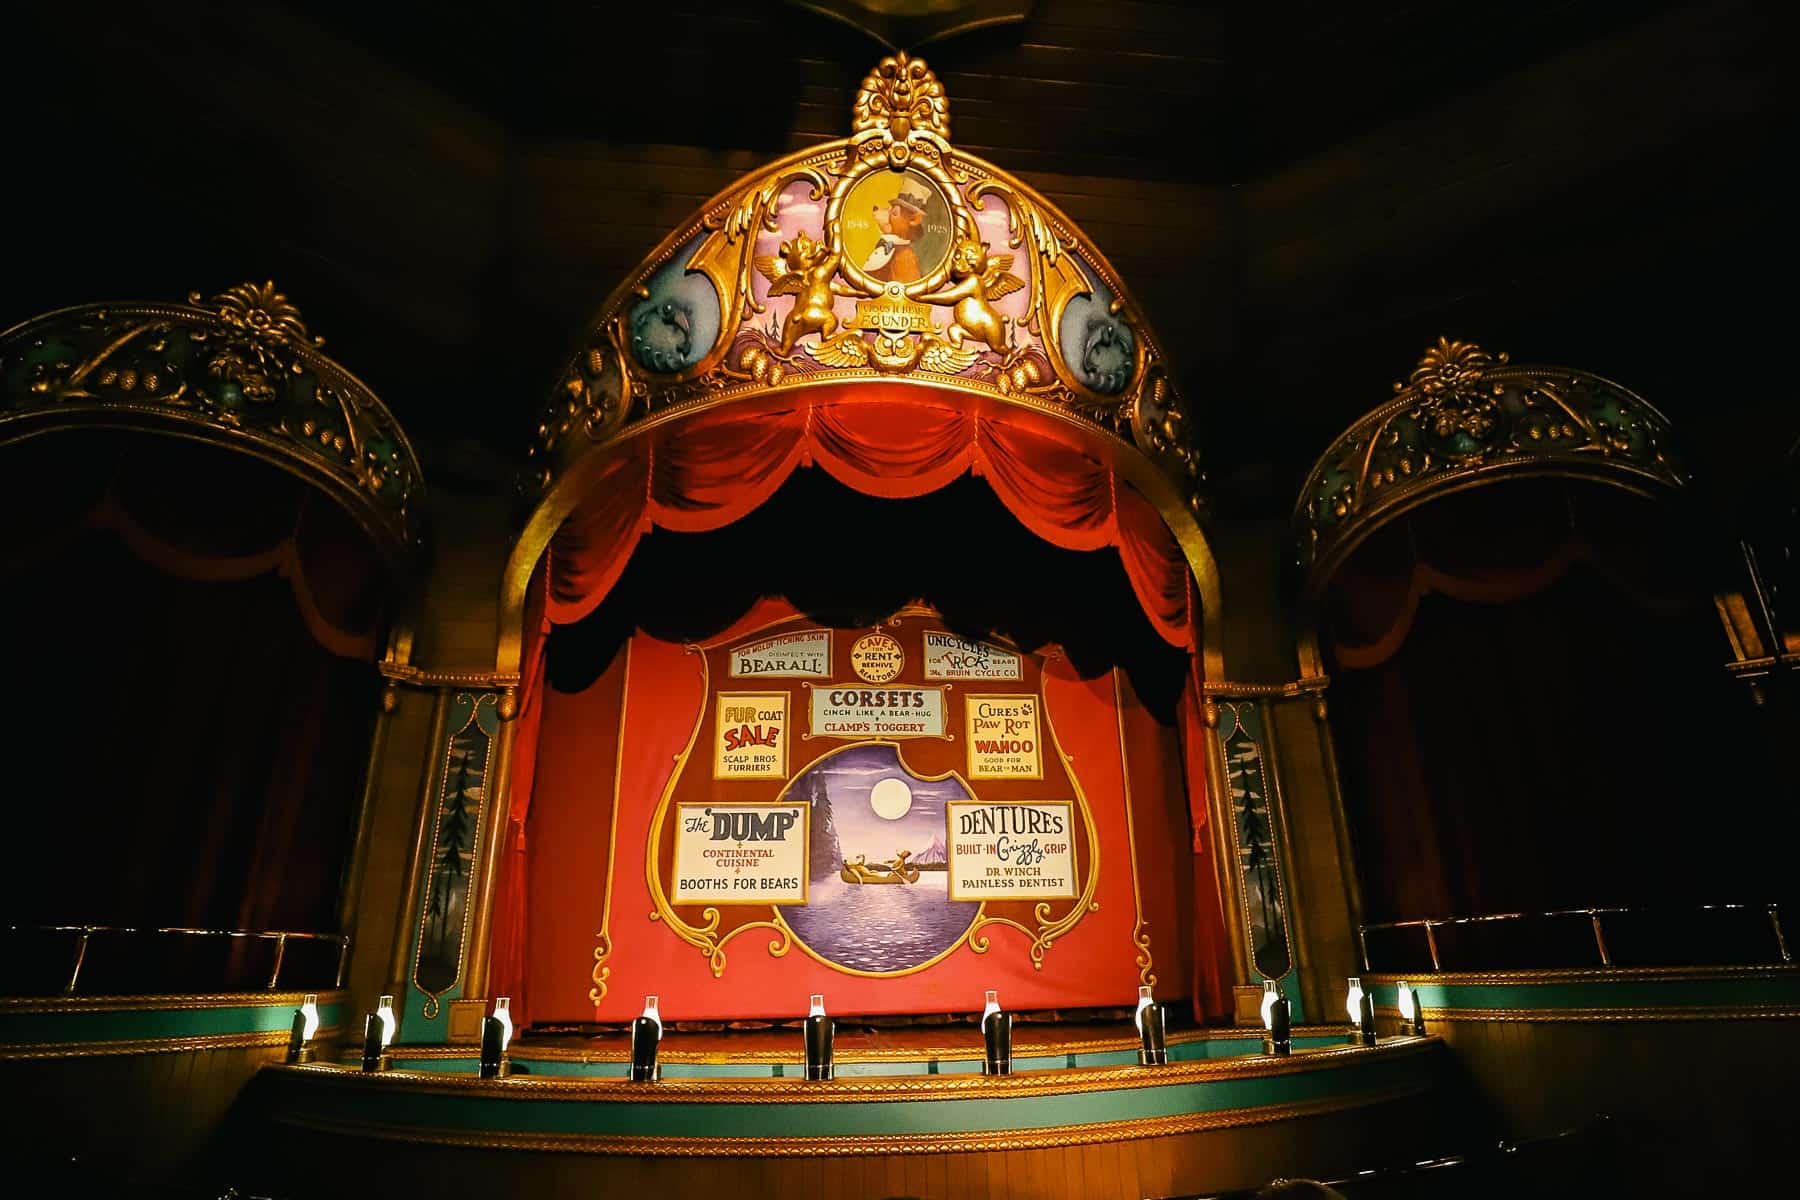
[673,803,808,905]
[965,694,1041,778]
[713,693,789,779]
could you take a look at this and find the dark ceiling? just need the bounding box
[4,0,1792,516]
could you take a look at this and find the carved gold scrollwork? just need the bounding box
[524,51,1208,562]
[0,282,422,563]
[1293,338,1689,655]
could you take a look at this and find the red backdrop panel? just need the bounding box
[522,597,1191,1023]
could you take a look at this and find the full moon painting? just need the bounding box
[777,742,981,974]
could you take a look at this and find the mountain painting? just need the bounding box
[777,741,980,973]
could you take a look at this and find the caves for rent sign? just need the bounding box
[673,803,809,905]
[714,693,788,778]
[946,801,1077,901]
[808,685,946,738]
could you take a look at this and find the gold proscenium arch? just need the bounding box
[1290,337,1689,679]
[497,52,1221,687]
[0,281,424,569]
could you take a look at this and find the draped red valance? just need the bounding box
[0,434,389,660]
[1324,479,1694,671]
[490,383,1231,1026]
[543,385,1192,648]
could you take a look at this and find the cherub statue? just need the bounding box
[919,238,1025,355]
[754,232,844,356]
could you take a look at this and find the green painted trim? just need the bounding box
[0,995,348,1049]
[268,1045,1439,1142]
[1367,972,1800,1015]
[367,1033,1347,1080]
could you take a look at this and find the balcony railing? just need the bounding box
[1359,903,1791,974]
[1,924,350,997]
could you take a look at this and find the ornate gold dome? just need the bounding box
[1295,338,1686,588]
[524,52,1205,521]
[0,281,423,566]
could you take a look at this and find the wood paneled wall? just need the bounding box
[248,1088,1454,1200]
[0,1044,287,1184]
[1386,1014,1800,1196]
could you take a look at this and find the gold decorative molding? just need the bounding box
[1363,965,1799,987]
[378,664,522,690]
[0,1026,344,1062]
[1401,1005,1800,1024]
[1203,677,1330,700]
[273,1081,1431,1156]
[0,282,423,567]
[504,52,1222,685]
[1292,338,1686,677]
[0,989,348,1015]
[271,1036,1439,1104]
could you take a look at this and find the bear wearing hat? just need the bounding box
[864,182,931,283]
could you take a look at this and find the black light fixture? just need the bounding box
[1261,979,1292,1056]
[803,993,834,1081]
[360,994,398,1072]
[1134,985,1167,1066]
[478,996,514,1079]
[284,992,320,1064]
[1346,977,1376,1046]
[981,989,1012,1076]
[629,995,662,1082]
[1396,980,1427,1037]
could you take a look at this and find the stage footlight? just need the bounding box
[285,992,320,1064]
[630,995,663,1082]
[803,993,834,1081]
[479,996,515,1079]
[981,989,1013,1077]
[361,994,399,1072]
[1261,980,1291,1056]
[1397,980,1427,1036]
[1347,977,1376,1046]
[1134,985,1167,1066]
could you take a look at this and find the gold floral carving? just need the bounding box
[1296,337,1685,580]
[0,282,422,563]
[523,54,1206,525]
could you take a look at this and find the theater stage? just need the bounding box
[242,1027,1454,1199]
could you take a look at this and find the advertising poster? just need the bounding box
[946,801,1078,901]
[673,803,809,905]
[964,694,1042,778]
[729,629,831,678]
[923,631,1022,680]
[713,692,789,778]
[808,685,946,738]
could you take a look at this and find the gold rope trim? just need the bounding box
[0,989,348,1015]
[0,1024,345,1061]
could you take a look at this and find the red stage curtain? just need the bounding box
[543,387,1189,645]
[0,435,388,660]
[490,385,1222,1024]
[0,435,385,938]
[1322,480,1767,922]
